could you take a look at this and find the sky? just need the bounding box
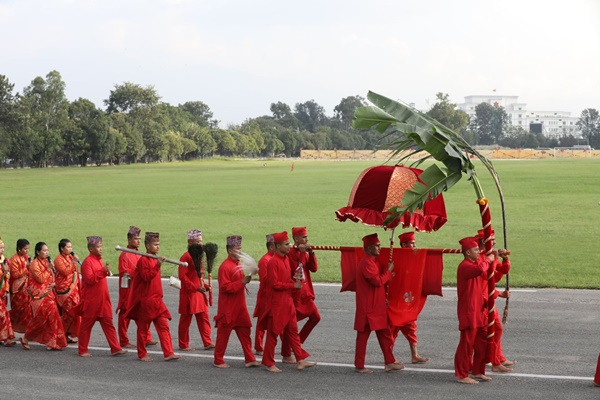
[1,0,599,127]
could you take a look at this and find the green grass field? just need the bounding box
[1,158,598,289]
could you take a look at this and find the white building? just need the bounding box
[457,95,581,139]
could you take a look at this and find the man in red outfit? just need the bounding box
[213,235,260,369]
[261,231,316,373]
[454,236,494,384]
[125,232,180,362]
[253,234,275,356]
[116,226,155,348]
[78,236,127,358]
[281,226,320,363]
[389,231,430,364]
[476,229,514,373]
[178,229,214,351]
[354,233,403,374]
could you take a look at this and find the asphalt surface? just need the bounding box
[2,279,599,400]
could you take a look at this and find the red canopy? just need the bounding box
[335,165,447,231]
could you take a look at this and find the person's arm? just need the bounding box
[306,250,318,273]
[9,257,27,279]
[361,259,391,287]
[138,257,161,282]
[219,262,246,293]
[30,260,48,284]
[54,255,73,276]
[269,259,295,291]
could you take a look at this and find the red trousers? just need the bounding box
[281,306,321,357]
[178,312,213,349]
[594,353,600,386]
[213,323,255,365]
[117,311,153,347]
[489,310,506,365]
[391,321,418,347]
[254,320,267,353]
[78,316,122,355]
[261,316,309,367]
[354,324,396,369]
[136,317,174,359]
[454,327,487,378]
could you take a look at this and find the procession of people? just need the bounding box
[8,225,593,386]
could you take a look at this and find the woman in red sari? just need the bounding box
[22,242,67,350]
[0,238,16,346]
[54,239,81,344]
[8,239,32,334]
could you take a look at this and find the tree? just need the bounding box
[270,101,299,130]
[0,75,21,163]
[181,101,219,128]
[333,95,366,130]
[469,102,510,145]
[425,93,469,134]
[294,100,328,133]
[110,113,145,163]
[20,70,69,167]
[66,98,110,166]
[577,108,600,149]
[104,82,160,114]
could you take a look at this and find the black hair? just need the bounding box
[58,238,71,253]
[16,239,30,252]
[34,242,47,256]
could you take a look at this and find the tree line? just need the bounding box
[1,71,598,168]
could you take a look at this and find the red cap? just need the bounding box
[292,227,307,237]
[398,231,415,243]
[362,233,380,247]
[273,231,289,243]
[459,236,479,251]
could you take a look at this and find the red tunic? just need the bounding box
[0,265,15,342]
[457,257,491,330]
[125,256,171,322]
[80,254,113,318]
[25,258,67,349]
[288,248,318,315]
[8,253,32,333]
[178,252,209,315]
[214,256,251,328]
[253,251,273,321]
[354,255,391,332]
[267,253,297,335]
[117,250,140,313]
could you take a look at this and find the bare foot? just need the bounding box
[355,368,373,374]
[204,344,216,350]
[255,350,263,356]
[245,360,261,368]
[46,346,62,351]
[492,364,512,372]
[3,340,16,347]
[67,337,78,344]
[472,374,492,382]
[139,356,153,362]
[19,338,30,350]
[266,365,282,373]
[385,363,405,372]
[213,363,230,368]
[164,354,181,362]
[79,353,93,358]
[147,340,158,346]
[457,377,479,385]
[502,360,517,367]
[282,356,297,364]
[297,360,316,370]
[179,347,195,352]
[122,343,135,348]
[111,350,127,356]
[411,355,430,364]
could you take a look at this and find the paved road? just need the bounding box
[3,279,599,400]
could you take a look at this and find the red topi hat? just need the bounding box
[128,226,141,236]
[292,227,307,237]
[362,233,380,247]
[273,231,289,243]
[398,231,415,244]
[459,236,479,251]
